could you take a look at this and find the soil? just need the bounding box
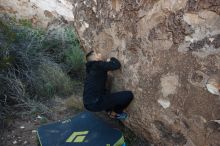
[0,96,149,146]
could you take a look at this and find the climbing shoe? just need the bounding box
[108,111,128,120]
[115,112,128,120]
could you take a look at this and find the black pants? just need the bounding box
[85,91,133,114]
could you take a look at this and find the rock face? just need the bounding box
[1,0,220,145]
[0,0,74,27]
[72,0,220,145]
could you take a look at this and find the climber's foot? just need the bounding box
[107,111,117,119]
[115,112,128,120]
[108,111,128,120]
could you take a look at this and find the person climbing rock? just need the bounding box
[83,50,134,120]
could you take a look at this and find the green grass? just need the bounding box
[36,61,73,97]
[65,28,84,68]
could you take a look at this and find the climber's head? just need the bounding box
[86,50,103,61]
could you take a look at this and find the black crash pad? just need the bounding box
[37,112,125,146]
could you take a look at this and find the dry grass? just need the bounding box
[64,95,84,111]
[35,61,73,98]
[0,16,85,125]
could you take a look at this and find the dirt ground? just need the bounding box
[0,96,149,146]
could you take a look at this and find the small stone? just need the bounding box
[20,126,25,129]
[84,22,89,28]
[37,115,42,119]
[23,141,28,144]
[157,99,171,109]
[13,140,17,144]
[209,38,215,42]
[32,130,37,133]
[185,36,194,42]
[92,7,96,12]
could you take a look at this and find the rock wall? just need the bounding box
[1,0,220,145]
[0,0,74,27]
[72,0,220,145]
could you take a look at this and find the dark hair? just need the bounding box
[86,50,94,60]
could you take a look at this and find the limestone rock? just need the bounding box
[72,0,220,145]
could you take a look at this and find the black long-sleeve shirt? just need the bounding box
[83,57,121,105]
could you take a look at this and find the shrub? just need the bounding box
[0,16,85,124]
[64,95,84,111]
[64,28,84,72]
[43,26,85,79]
[35,61,73,98]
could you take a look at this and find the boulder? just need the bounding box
[0,0,74,27]
[72,0,220,145]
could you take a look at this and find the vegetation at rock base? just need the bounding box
[0,16,146,146]
[0,17,85,126]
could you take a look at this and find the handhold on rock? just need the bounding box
[206,74,220,96]
[188,70,209,87]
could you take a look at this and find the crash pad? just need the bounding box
[37,112,125,146]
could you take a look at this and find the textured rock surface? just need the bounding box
[1,0,220,145]
[72,0,220,145]
[0,0,74,27]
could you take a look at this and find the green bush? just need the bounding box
[42,26,85,79]
[35,61,73,98]
[65,28,84,69]
[0,17,85,123]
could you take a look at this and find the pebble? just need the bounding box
[37,115,43,119]
[20,126,25,129]
[13,140,17,144]
[32,130,37,133]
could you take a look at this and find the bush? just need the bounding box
[64,28,84,72]
[0,17,85,123]
[35,61,73,98]
[43,26,85,79]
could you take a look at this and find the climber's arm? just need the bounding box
[97,57,121,71]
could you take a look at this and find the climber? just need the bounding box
[83,50,134,120]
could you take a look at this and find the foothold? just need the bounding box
[211,120,220,124]
[206,75,220,96]
[158,99,171,109]
[44,10,53,18]
[188,71,209,87]
[112,0,121,12]
[85,22,89,28]
[92,7,96,12]
[80,22,89,32]
[160,74,179,97]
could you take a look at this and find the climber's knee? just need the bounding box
[123,91,134,101]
